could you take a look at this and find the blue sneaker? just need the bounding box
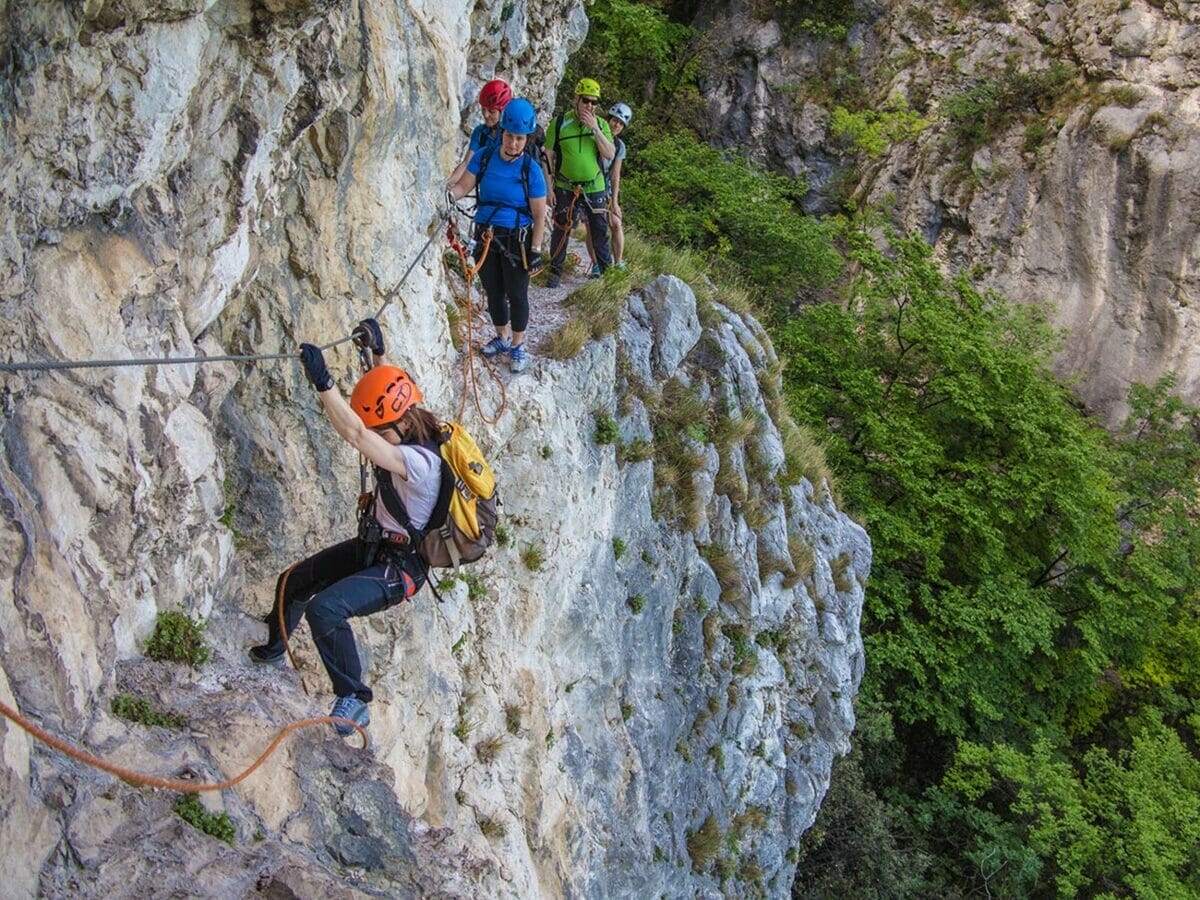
[588,264,601,279]
[510,344,531,374]
[330,696,370,736]
[480,336,511,358]
[546,274,561,289]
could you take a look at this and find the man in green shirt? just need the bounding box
[543,77,616,288]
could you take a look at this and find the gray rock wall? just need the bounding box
[698,0,1200,423]
[0,2,867,896]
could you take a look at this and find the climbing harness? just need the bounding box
[0,695,367,794]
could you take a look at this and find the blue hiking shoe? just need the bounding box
[480,336,511,358]
[330,696,370,737]
[510,344,531,374]
[588,264,602,278]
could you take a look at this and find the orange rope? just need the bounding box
[444,220,508,425]
[547,187,583,266]
[0,696,367,793]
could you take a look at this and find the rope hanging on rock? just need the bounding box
[444,207,508,425]
[0,696,367,793]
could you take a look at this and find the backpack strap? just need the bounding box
[552,110,566,184]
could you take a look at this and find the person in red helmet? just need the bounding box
[249,318,443,736]
[447,78,513,188]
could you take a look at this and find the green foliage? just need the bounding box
[495,524,512,548]
[784,227,1200,895]
[944,63,1076,155]
[751,0,862,42]
[931,716,1200,897]
[624,131,840,297]
[612,536,627,559]
[145,611,210,668]
[111,694,187,730]
[176,795,236,844]
[593,410,620,445]
[627,594,645,614]
[686,814,723,871]
[830,98,932,158]
[562,0,703,135]
[520,543,545,572]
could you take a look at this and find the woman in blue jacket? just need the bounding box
[447,97,547,374]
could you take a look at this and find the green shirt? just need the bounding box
[545,113,613,194]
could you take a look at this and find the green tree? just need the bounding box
[779,228,1200,895]
[624,131,840,295]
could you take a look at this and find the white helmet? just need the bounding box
[608,102,633,126]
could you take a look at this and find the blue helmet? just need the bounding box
[499,97,538,136]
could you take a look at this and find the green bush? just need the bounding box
[145,611,209,668]
[111,693,187,730]
[594,411,620,445]
[176,794,236,844]
[944,63,1076,154]
[623,131,841,297]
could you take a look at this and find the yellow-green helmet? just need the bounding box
[574,77,601,99]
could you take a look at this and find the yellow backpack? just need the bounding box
[420,422,498,568]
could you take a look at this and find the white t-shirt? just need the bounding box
[373,444,442,534]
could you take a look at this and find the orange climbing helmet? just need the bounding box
[350,366,423,428]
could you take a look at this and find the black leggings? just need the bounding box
[475,226,531,333]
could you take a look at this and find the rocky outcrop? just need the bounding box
[0,1,867,897]
[698,0,1200,423]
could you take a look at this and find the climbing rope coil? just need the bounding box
[0,208,481,790]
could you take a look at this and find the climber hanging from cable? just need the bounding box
[249,318,444,736]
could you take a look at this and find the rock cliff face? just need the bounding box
[0,2,867,897]
[699,0,1200,422]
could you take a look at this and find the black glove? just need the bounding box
[526,251,544,275]
[299,344,334,392]
[351,318,385,356]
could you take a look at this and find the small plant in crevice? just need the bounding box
[783,536,815,589]
[478,816,507,840]
[593,410,620,445]
[504,704,522,735]
[520,543,545,572]
[453,692,477,744]
[709,743,725,771]
[699,544,742,605]
[145,611,210,668]
[620,702,634,722]
[617,437,653,464]
[686,814,723,872]
[627,594,646,614]
[494,523,512,548]
[111,693,187,730]
[830,553,854,592]
[612,536,627,559]
[475,733,505,764]
[176,794,236,845]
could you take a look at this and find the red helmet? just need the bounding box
[350,366,423,428]
[479,79,513,111]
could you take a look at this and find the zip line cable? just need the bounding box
[0,210,451,375]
